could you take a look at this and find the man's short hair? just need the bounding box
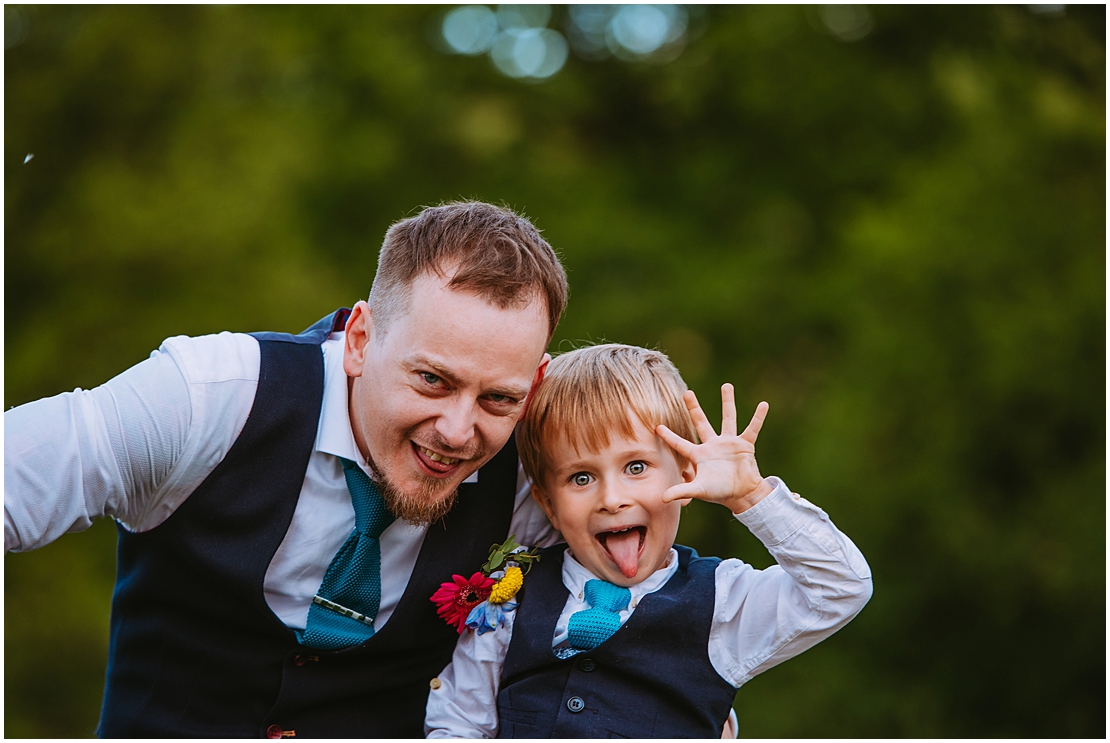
[518,343,699,489]
[369,201,568,340]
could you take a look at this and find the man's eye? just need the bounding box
[571,473,593,487]
[420,372,443,386]
[626,461,646,475]
[486,393,514,405]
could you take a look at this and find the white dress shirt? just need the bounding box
[4,330,559,631]
[425,478,873,738]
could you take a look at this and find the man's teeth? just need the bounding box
[421,447,459,465]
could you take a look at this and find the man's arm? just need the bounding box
[506,462,562,549]
[4,332,257,552]
[425,614,515,738]
[708,479,872,687]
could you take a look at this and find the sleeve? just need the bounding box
[4,332,259,553]
[425,612,516,738]
[506,462,562,549]
[707,477,873,688]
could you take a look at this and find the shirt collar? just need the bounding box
[316,333,367,470]
[561,546,680,602]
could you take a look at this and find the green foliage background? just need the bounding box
[4,5,1104,738]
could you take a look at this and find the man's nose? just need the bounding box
[434,397,477,450]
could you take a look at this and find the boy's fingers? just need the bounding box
[720,383,737,437]
[683,389,717,441]
[661,482,700,504]
[656,424,696,459]
[740,401,770,444]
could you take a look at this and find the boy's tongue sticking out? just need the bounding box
[599,527,645,578]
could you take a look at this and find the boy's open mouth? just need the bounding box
[596,526,646,578]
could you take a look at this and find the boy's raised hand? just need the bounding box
[656,384,775,515]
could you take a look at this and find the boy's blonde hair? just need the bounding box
[518,343,698,489]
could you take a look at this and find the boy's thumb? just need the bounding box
[661,483,699,504]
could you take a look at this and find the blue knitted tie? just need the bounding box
[567,579,632,651]
[298,458,395,650]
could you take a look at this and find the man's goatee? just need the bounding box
[378,477,459,526]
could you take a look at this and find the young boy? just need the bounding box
[425,344,872,738]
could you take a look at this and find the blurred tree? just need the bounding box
[5,4,1104,738]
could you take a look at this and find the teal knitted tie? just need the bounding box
[567,579,632,650]
[298,457,395,650]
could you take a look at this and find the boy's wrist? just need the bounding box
[727,478,775,515]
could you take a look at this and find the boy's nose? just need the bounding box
[598,480,633,512]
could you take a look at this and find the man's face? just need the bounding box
[533,415,694,586]
[344,270,549,523]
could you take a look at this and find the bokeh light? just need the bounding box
[490,27,568,80]
[818,4,874,42]
[442,3,567,79]
[5,6,30,50]
[496,4,552,31]
[442,5,499,55]
[441,4,694,79]
[609,5,687,57]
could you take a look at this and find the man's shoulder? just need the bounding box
[158,331,261,387]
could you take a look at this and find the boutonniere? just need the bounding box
[430,535,540,635]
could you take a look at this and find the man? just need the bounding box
[4,201,569,737]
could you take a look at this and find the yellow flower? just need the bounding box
[488,566,523,603]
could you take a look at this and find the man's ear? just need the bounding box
[531,482,560,531]
[521,353,552,419]
[520,353,551,420]
[343,301,372,378]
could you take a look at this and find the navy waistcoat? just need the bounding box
[98,309,519,738]
[497,544,738,738]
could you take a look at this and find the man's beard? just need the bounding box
[376,474,459,527]
[366,434,484,526]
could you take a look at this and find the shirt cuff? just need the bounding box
[733,476,806,546]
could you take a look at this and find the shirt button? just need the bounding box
[567,696,585,713]
[578,658,596,672]
[429,677,442,690]
[266,724,284,739]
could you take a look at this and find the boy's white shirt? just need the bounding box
[425,477,873,739]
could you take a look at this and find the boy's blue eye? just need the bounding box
[627,461,646,475]
[571,473,593,487]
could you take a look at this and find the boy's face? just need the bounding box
[533,414,694,586]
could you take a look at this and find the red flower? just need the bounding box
[430,572,495,633]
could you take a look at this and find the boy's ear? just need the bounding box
[678,458,695,507]
[680,458,695,484]
[531,483,560,530]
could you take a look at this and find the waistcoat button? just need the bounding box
[579,658,596,672]
[567,696,585,713]
[266,724,284,739]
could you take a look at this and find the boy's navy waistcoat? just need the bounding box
[98,310,519,738]
[497,544,738,738]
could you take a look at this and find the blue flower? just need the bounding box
[465,599,519,634]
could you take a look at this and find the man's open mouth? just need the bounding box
[596,526,646,579]
[412,442,463,475]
